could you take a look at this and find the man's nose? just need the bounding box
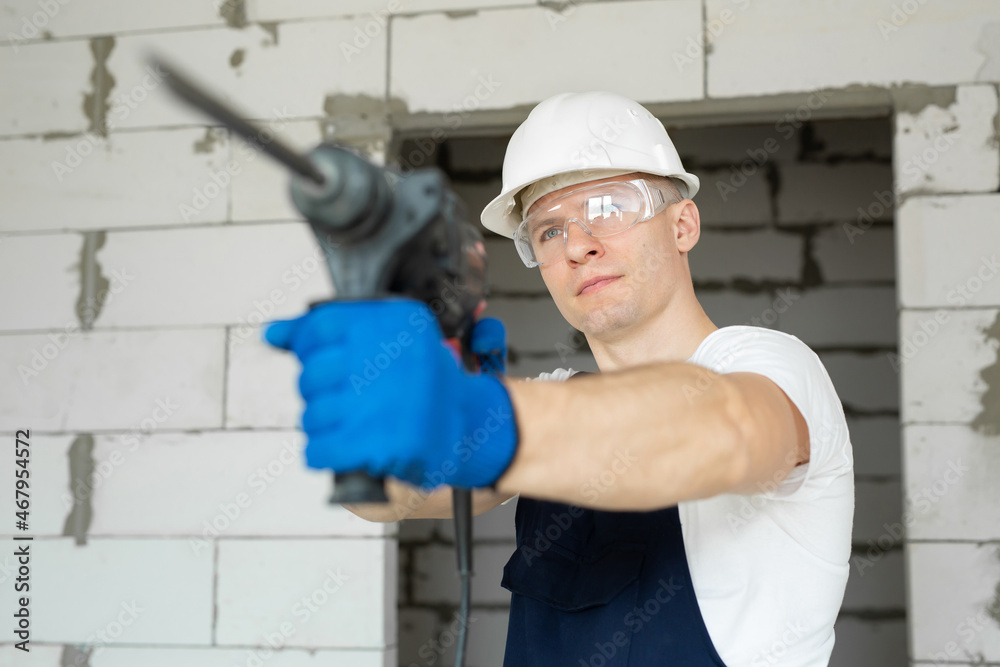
[562,219,604,263]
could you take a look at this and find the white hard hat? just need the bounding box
[480,91,699,239]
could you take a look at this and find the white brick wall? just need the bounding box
[390,1,703,114]
[5,2,997,663]
[894,84,1000,196]
[706,0,1000,97]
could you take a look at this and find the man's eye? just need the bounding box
[538,227,562,242]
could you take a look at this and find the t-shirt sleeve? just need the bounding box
[694,327,854,502]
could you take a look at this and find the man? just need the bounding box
[264,91,854,666]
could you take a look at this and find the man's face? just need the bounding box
[525,173,695,341]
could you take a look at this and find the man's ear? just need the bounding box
[674,200,701,253]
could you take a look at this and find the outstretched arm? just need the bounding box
[493,362,809,511]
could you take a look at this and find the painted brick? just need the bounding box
[446,135,509,173]
[819,351,899,413]
[894,85,1000,196]
[695,290,781,330]
[0,39,91,136]
[0,233,82,331]
[903,425,1000,541]
[90,647,391,667]
[809,117,893,162]
[908,542,1000,661]
[0,129,230,233]
[777,287,898,347]
[484,296,576,355]
[690,229,802,282]
[249,0,529,22]
[94,223,332,327]
[827,617,906,667]
[412,543,514,605]
[0,538,213,645]
[669,123,802,166]
[398,516,437,541]
[74,431,388,538]
[455,178,506,234]
[398,608,439,666]
[483,236,548,295]
[226,326,304,429]
[107,21,386,131]
[853,479,903,544]
[390,2,703,114]
[0,328,225,431]
[898,308,999,424]
[0,1,224,41]
[216,538,395,648]
[437,494,516,541]
[415,608,511,667]
[813,225,896,283]
[847,416,901,477]
[690,165,774,227]
[898,195,1000,308]
[706,0,1000,97]
[776,163,893,224]
[842,548,905,611]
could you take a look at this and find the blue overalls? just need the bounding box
[500,373,728,666]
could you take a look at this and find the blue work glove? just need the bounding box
[262,298,518,489]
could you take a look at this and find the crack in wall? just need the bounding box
[74,231,109,330]
[258,21,278,45]
[971,310,1000,436]
[975,22,1000,83]
[891,85,957,116]
[82,36,115,137]
[62,434,95,546]
[219,0,247,29]
[60,645,91,667]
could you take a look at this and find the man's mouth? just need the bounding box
[577,275,621,295]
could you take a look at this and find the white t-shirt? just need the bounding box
[530,325,855,667]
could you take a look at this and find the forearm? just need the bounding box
[342,479,434,522]
[494,362,747,511]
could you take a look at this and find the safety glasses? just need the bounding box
[514,179,675,268]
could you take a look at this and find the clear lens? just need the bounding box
[515,180,651,267]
